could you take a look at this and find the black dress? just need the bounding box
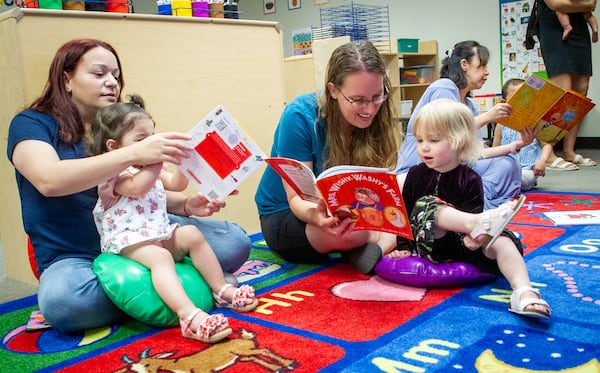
[536,0,593,76]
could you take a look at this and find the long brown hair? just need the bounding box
[29,39,124,145]
[320,40,401,170]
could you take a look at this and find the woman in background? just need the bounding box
[396,40,533,210]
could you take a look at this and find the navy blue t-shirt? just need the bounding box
[7,110,100,274]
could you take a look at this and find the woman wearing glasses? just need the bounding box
[396,40,532,210]
[255,40,401,274]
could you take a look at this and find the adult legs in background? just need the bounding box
[546,73,596,166]
[38,257,129,332]
[167,215,251,273]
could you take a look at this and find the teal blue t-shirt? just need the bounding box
[255,92,327,215]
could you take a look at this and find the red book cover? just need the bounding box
[265,158,413,240]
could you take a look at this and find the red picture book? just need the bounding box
[176,105,266,200]
[497,75,595,144]
[265,157,413,240]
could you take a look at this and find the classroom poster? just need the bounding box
[499,0,546,83]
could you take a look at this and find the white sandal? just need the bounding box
[213,284,258,312]
[508,286,551,319]
[470,195,526,251]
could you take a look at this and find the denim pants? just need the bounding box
[38,216,251,332]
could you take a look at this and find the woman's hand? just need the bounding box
[487,102,513,123]
[515,126,537,150]
[130,132,193,166]
[313,200,356,237]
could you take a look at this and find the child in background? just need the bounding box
[390,99,550,319]
[555,8,598,42]
[88,95,258,343]
[493,78,557,190]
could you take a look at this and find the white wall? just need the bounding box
[239,0,600,138]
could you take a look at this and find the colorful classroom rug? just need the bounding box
[1,191,599,372]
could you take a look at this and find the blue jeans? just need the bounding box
[38,216,251,332]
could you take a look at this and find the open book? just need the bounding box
[177,105,266,201]
[496,75,595,144]
[265,157,413,239]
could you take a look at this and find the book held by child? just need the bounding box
[497,75,595,144]
[177,105,266,201]
[265,157,413,239]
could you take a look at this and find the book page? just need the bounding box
[264,157,322,203]
[316,167,413,239]
[177,105,266,201]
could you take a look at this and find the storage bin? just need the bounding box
[397,38,419,53]
[400,65,434,84]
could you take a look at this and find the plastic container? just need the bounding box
[172,0,192,16]
[106,0,129,13]
[400,65,434,84]
[224,3,238,19]
[63,1,85,10]
[397,38,419,53]
[191,1,209,17]
[400,100,413,116]
[157,0,172,15]
[208,2,224,18]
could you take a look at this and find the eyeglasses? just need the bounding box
[336,87,388,108]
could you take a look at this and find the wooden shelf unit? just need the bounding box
[389,40,439,119]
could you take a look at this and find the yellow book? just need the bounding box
[497,75,595,144]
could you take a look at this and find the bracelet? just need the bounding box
[182,196,191,216]
[510,142,520,155]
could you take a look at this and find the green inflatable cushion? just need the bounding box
[92,253,213,327]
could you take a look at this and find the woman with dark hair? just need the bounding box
[396,40,534,210]
[6,39,251,332]
[255,40,402,274]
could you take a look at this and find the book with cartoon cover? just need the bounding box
[543,210,600,226]
[497,75,595,144]
[264,157,413,239]
[176,105,266,201]
[26,310,52,332]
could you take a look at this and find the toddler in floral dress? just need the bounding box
[89,95,257,343]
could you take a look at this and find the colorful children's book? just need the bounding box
[543,210,600,226]
[497,75,595,144]
[264,157,413,239]
[177,105,266,201]
[26,310,52,332]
